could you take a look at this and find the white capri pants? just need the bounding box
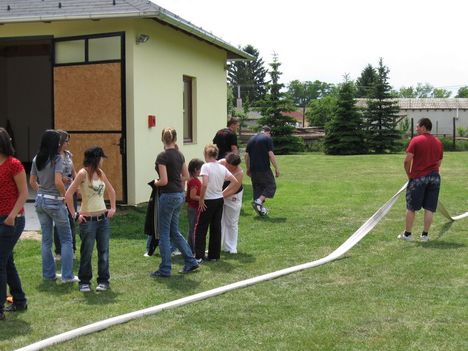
[221,189,243,254]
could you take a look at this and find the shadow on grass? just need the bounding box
[0,317,32,339]
[417,241,465,249]
[253,216,287,223]
[36,279,81,294]
[150,274,201,292]
[434,221,454,240]
[82,290,119,305]
[221,251,256,264]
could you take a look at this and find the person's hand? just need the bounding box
[78,214,87,224]
[62,176,72,185]
[199,200,207,212]
[246,169,251,177]
[3,216,15,227]
[275,169,280,177]
[107,208,116,219]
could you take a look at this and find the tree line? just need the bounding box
[228,45,468,155]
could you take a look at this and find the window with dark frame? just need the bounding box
[183,76,193,143]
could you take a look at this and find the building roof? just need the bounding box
[0,0,253,60]
[356,98,468,110]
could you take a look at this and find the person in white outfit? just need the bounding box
[219,153,244,254]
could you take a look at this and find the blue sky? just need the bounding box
[155,0,468,94]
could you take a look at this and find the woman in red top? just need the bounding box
[0,128,28,321]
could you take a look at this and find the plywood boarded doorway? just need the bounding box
[53,33,126,202]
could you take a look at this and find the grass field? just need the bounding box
[1,152,467,351]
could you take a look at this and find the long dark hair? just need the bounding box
[0,127,15,156]
[36,130,60,171]
[83,146,106,181]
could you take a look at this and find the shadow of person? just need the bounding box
[0,317,32,340]
[150,273,201,293]
[417,241,465,250]
[82,290,120,305]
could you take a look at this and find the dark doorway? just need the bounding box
[0,37,53,172]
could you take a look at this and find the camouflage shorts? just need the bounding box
[406,172,441,212]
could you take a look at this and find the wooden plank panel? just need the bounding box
[68,133,123,201]
[54,63,121,131]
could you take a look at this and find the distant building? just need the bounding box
[356,98,468,135]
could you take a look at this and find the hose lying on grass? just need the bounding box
[16,182,466,351]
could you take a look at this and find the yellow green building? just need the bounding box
[0,0,251,204]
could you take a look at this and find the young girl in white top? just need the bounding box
[66,147,116,292]
[194,144,239,261]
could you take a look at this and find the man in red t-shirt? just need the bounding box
[398,118,443,242]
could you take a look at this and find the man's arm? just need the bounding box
[268,151,280,177]
[404,152,413,179]
[244,152,251,177]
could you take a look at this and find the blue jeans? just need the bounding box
[158,192,198,275]
[0,216,27,312]
[79,218,110,285]
[35,196,74,280]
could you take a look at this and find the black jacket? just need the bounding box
[144,180,159,255]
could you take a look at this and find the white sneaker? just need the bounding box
[420,235,429,242]
[143,252,150,257]
[96,283,109,292]
[79,284,91,292]
[397,233,412,241]
[54,254,61,262]
[62,276,80,283]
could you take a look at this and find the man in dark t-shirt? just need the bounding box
[245,125,280,216]
[213,117,239,160]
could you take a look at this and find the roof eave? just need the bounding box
[0,10,254,61]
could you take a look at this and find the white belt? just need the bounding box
[37,194,65,201]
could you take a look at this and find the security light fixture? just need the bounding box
[136,34,150,44]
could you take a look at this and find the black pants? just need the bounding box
[194,198,224,260]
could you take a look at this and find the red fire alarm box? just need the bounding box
[148,115,156,128]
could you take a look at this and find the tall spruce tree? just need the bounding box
[323,78,366,155]
[256,54,302,154]
[356,64,378,98]
[228,45,268,106]
[365,58,401,153]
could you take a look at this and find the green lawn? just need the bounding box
[2,153,467,351]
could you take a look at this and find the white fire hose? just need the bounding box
[15,182,466,351]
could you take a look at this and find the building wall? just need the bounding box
[0,18,228,204]
[401,109,468,135]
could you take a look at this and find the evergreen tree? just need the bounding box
[228,45,268,106]
[365,58,401,153]
[256,54,302,154]
[323,79,366,155]
[356,64,378,98]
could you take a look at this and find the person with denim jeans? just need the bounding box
[30,130,76,283]
[151,128,199,278]
[0,127,29,320]
[66,146,116,292]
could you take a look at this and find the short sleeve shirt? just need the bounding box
[30,154,63,197]
[406,133,443,179]
[155,148,185,193]
[213,128,238,160]
[186,177,201,208]
[245,133,274,172]
[200,162,232,200]
[0,156,25,215]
